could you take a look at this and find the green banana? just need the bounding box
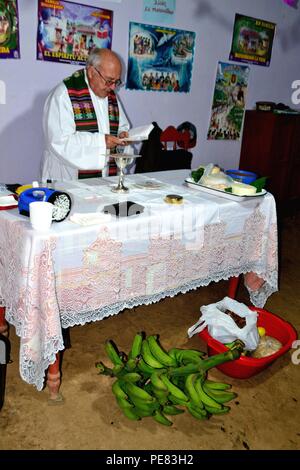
[204,379,232,391]
[150,371,168,392]
[168,346,244,377]
[121,406,141,421]
[171,375,185,390]
[193,376,205,409]
[160,375,189,403]
[169,348,206,365]
[204,404,231,415]
[147,335,177,367]
[112,379,128,400]
[185,373,204,409]
[152,409,173,426]
[128,332,144,360]
[128,395,159,414]
[122,381,155,403]
[167,348,179,366]
[134,406,155,418]
[151,387,169,405]
[169,362,203,377]
[137,357,157,375]
[116,396,134,410]
[100,333,238,425]
[168,394,190,407]
[162,404,184,415]
[120,372,142,383]
[194,377,223,410]
[124,357,139,372]
[187,402,207,420]
[112,363,125,375]
[141,339,165,369]
[202,385,237,404]
[105,340,123,366]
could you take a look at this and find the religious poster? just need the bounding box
[229,13,276,67]
[126,22,195,93]
[143,0,176,25]
[37,0,113,65]
[207,62,250,141]
[0,0,20,59]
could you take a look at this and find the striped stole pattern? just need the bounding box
[64,69,119,178]
[106,91,119,176]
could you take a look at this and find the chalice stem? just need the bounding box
[119,168,125,189]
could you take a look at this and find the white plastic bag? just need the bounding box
[187,297,259,351]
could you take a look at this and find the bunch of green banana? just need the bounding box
[96,332,243,425]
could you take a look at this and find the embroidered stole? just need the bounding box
[64,69,119,178]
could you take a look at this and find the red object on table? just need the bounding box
[0,195,18,210]
[0,204,18,211]
[199,307,298,379]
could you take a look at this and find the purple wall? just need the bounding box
[1,0,300,183]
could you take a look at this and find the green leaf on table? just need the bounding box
[224,187,232,193]
[191,167,204,183]
[250,177,268,193]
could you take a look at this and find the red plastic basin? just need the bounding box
[198,307,298,379]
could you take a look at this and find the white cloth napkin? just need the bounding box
[69,212,111,226]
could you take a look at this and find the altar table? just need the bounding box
[0,170,278,392]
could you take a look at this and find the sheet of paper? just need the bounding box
[123,124,154,141]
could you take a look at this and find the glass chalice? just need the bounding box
[111,146,141,193]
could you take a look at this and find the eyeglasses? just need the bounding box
[93,66,122,88]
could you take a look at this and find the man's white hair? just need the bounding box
[86,48,103,67]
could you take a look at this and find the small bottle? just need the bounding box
[46,179,53,189]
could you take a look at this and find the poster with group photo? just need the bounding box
[126,21,195,93]
[37,0,113,65]
[0,0,20,59]
[229,13,276,67]
[207,61,250,141]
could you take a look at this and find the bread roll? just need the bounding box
[231,182,257,196]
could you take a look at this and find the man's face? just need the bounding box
[87,59,122,98]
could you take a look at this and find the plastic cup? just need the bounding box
[29,201,53,231]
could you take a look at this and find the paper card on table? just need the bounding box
[69,212,111,226]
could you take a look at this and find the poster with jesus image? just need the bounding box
[207,62,250,141]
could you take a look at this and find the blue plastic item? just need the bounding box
[225,169,257,184]
[18,187,71,222]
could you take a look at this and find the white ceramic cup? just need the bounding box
[29,201,53,231]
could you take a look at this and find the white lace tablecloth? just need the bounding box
[0,170,278,390]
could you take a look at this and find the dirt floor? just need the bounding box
[1,214,300,451]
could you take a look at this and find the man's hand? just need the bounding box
[118,131,129,140]
[105,134,127,149]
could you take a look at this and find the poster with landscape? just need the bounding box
[126,21,195,93]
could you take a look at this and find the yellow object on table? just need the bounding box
[15,184,33,195]
[164,194,183,204]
